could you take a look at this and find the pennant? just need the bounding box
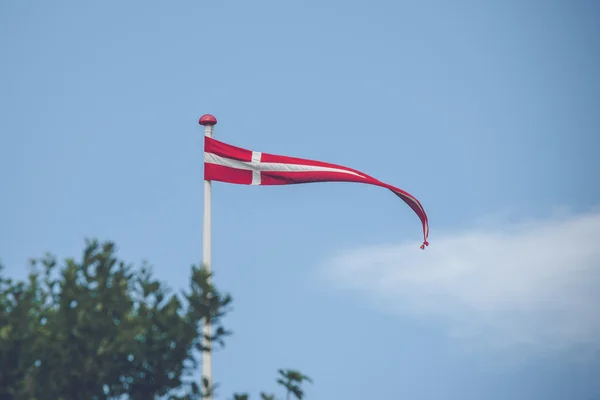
[204,137,429,249]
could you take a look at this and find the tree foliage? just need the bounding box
[276,369,312,400]
[0,240,311,400]
[230,369,312,400]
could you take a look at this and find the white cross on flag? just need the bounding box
[204,136,430,249]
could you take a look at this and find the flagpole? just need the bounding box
[199,113,217,400]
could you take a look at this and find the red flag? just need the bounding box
[204,137,430,249]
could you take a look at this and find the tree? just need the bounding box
[0,239,311,400]
[230,370,312,400]
[276,369,313,400]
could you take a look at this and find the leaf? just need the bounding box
[0,239,234,400]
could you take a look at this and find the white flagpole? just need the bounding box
[199,113,217,399]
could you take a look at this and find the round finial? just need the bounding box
[199,114,217,126]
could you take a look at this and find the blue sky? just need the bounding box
[1,0,599,399]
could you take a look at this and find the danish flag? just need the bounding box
[204,136,429,249]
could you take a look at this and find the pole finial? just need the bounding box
[199,114,217,126]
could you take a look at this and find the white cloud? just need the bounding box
[322,210,600,352]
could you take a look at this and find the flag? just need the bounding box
[204,136,430,249]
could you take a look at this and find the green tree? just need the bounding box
[0,240,311,400]
[230,369,312,400]
[276,369,313,400]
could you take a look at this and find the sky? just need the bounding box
[1,0,599,399]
